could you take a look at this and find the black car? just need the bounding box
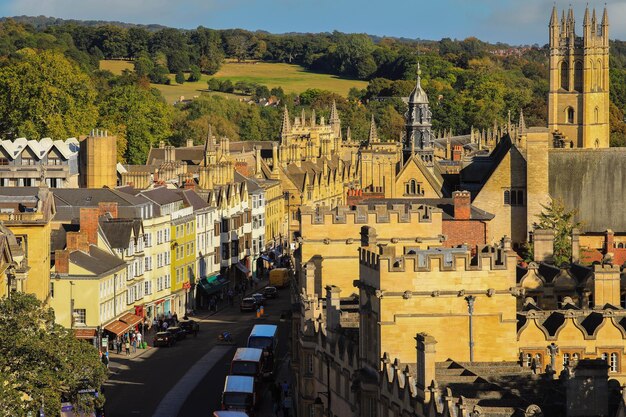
[263,286,278,299]
[168,326,187,341]
[251,293,266,305]
[240,297,257,312]
[179,319,200,335]
[153,331,176,347]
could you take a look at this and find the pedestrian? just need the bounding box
[152,317,158,330]
[172,312,178,324]
[136,331,142,348]
[131,336,137,353]
[163,320,169,331]
[281,380,290,397]
[125,339,130,356]
[101,351,109,368]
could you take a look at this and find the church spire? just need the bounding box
[404,61,433,165]
[550,5,558,26]
[280,106,291,143]
[518,108,526,135]
[301,108,306,127]
[329,99,341,138]
[368,114,379,144]
[311,109,316,127]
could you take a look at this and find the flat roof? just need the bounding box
[233,348,263,363]
[249,324,277,338]
[224,375,254,393]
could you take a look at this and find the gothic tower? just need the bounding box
[548,6,610,148]
[404,63,434,164]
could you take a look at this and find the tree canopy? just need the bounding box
[0,292,107,417]
[533,199,582,266]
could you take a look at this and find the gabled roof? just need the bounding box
[139,186,184,206]
[174,189,211,211]
[69,245,126,276]
[396,155,445,198]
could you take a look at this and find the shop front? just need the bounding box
[195,273,230,309]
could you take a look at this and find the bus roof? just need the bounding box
[249,324,278,339]
[233,348,263,363]
[213,412,249,417]
[224,375,254,394]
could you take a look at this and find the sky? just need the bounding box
[1,0,625,45]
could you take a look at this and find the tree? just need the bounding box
[175,71,185,85]
[0,292,107,417]
[207,78,221,91]
[188,65,202,82]
[533,199,582,266]
[134,53,154,78]
[0,50,98,139]
[98,84,172,164]
[227,35,250,62]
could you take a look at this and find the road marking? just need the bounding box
[152,345,231,417]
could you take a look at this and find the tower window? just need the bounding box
[594,107,599,124]
[504,189,524,206]
[566,107,575,124]
[560,61,569,91]
[574,61,583,92]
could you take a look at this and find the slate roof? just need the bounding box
[173,189,210,211]
[69,245,126,276]
[53,188,146,222]
[99,218,142,250]
[140,186,184,206]
[549,148,626,232]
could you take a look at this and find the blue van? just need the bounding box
[221,375,256,415]
[246,324,278,377]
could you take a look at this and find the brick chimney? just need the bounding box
[55,250,69,274]
[452,145,463,161]
[184,178,196,190]
[604,229,615,253]
[79,207,100,245]
[452,190,471,220]
[98,202,118,218]
[533,229,555,263]
[66,231,89,253]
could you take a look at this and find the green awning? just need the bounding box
[198,274,228,295]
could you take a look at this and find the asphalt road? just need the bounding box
[103,290,293,417]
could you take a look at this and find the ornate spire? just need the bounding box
[329,99,341,138]
[518,108,526,134]
[368,114,379,143]
[330,99,339,123]
[408,62,429,104]
[592,8,597,28]
[602,6,608,26]
[311,109,316,127]
[550,5,558,26]
[583,5,590,26]
[301,108,306,127]
[346,126,351,142]
[280,106,291,142]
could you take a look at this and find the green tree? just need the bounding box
[533,199,582,266]
[99,84,172,164]
[0,292,107,417]
[134,53,154,78]
[207,78,222,91]
[0,50,98,139]
[188,65,202,82]
[175,71,185,85]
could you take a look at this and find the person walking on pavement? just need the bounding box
[136,331,142,348]
[115,337,122,354]
[131,335,137,353]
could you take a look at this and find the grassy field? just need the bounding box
[99,60,368,104]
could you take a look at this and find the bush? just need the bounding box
[207,78,221,91]
[175,71,185,84]
[188,65,201,82]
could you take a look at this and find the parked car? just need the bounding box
[153,331,176,347]
[251,293,266,305]
[168,326,187,341]
[240,297,257,312]
[263,286,278,299]
[180,319,200,335]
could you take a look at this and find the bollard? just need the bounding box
[256,308,261,318]
[260,305,264,316]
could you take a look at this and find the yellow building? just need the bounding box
[79,130,118,188]
[254,177,283,249]
[0,187,55,302]
[548,6,610,149]
[0,224,27,298]
[171,207,196,316]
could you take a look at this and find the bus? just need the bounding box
[247,324,278,377]
[230,348,264,383]
[222,375,255,415]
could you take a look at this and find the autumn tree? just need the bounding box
[0,50,98,139]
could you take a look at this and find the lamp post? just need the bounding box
[465,295,476,362]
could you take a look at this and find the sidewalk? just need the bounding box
[190,277,270,320]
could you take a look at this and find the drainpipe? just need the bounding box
[465,295,476,362]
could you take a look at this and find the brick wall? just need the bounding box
[234,162,251,177]
[79,207,100,245]
[98,202,118,218]
[55,250,69,273]
[442,219,487,248]
[346,190,385,206]
[66,231,89,252]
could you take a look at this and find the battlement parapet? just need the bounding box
[300,203,442,225]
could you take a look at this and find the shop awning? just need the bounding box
[236,262,250,275]
[74,328,96,339]
[198,274,229,295]
[104,320,131,336]
[120,313,143,327]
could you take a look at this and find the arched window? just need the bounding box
[524,353,532,367]
[574,61,583,91]
[517,190,524,206]
[563,353,570,366]
[618,243,625,249]
[594,107,599,124]
[511,190,517,205]
[503,190,510,205]
[410,179,417,195]
[597,59,603,91]
[567,107,575,124]
[561,61,569,90]
[610,352,619,373]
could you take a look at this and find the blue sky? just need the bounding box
[1,0,624,45]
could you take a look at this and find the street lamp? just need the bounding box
[465,295,476,362]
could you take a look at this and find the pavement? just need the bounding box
[103,279,293,417]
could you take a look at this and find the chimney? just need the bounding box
[55,250,69,274]
[304,261,316,297]
[593,264,621,308]
[98,202,118,219]
[415,333,438,402]
[533,229,555,263]
[325,285,342,332]
[79,207,100,245]
[158,141,165,149]
[66,231,89,253]
[452,145,462,161]
[572,228,581,263]
[604,229,615,253]
[255,146,262,175]
[186,139,194,147]
[184,178,196,190]
[452,190,471,220]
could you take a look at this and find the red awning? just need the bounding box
[120,313,143,327]
[104,320,131,336]
[74,328,96,339]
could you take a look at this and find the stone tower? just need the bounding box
[548,6,610,148]
[79,129,117,188]
[404,63,434,164]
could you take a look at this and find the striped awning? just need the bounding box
[104,320,131,336]
[120,313,143,327]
